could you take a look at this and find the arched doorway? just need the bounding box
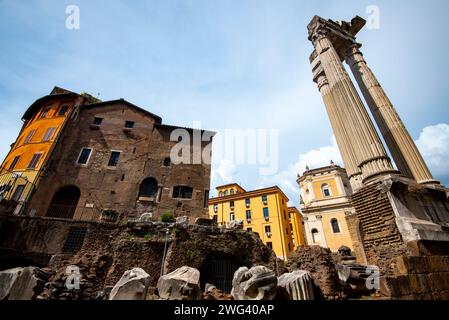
[46,185,80,219]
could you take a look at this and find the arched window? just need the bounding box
[331,218,340,233]
[321,184,331,197]
[230,189,235,195]
[139,177,158,198]
[311,228,319,244]
[219,191,223,197]
[46,185,81,219]
[224,190,228,196]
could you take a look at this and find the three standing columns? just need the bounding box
[310,29,397,188]
[345,44,439,185]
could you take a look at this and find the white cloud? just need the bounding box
[211,158,237,186]
[259,136,342,205]
[415,123,449,184]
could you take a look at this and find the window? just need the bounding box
[213,204,218,213]
[40,108,50,118]
[27,153,42,169]
[265,225,271,234]
[288,243,292,252]
[124,121,135,128]
[322,184,331,197]
[331,218,341,233]
[219,192,223,197]
[212,215,218,223]
[62,227,87,254]
[262,194,267,204]
[108,151,121,167]
[163,157,171,167]
[77,148,92,164]
[263,207,269,220]
[230,201,234,209]
[12,185,25,201]
[93,117,103,125]
[247,227,252,232]
[172,186,193,199]
[311,228,319,243]
[230,189,235,195]
[139,177,158,198]
[58,105,69,116]
[246,210,251,221]
[266,242,273,249]
[224,190,228,196]
[286,227,289,235]
[245,198,251,207]
[9,155,20,170]
[230,212,235,221]
[42,127,56,142]
[283,210,286,220]
[24,130,36,144]
[204,190,209,208]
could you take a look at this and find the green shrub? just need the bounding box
[160,212,175,223]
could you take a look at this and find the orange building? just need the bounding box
[0,87,86,214]
[288,207,307,249]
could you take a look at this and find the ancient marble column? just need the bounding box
[311,51,363,190]
[345,44,439,185]
[309,25,397,184]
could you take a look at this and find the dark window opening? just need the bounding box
[40,108,49,118]
[24,130,35,144]
[9,155,20,170]
[77,148,91,164]
[93,117,103,125]
[62,227,87,254]
[163,157,171,167]
[124,121,135,128]
[172,186,193,199]
[266,242,273,249]
[27,153,42,169]
[12,185,25,201]
[139,177,158,198]
[212,215,218,223]
[108,151,121,167]
[263,207,269,220]
[58,105,69,116]
[265,225,271,234]
[46,185,81,219]
[204,190,209,208]
[246,210,251,221]
[331,218,341,233]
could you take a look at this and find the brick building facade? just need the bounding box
[25,91,214,222]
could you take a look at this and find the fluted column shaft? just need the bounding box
[312,33,397,183]
[311,53,363,190]
[345,45,438,185]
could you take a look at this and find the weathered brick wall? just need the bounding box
[380,254,449,299]
[27,101,212,222]
[351,183,404,257]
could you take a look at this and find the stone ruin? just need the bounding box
[0,214,378,301]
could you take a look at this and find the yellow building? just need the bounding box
[288,207,307,249]
[208,183,305,260]
[0,87,84,214]
[297,163,355,252]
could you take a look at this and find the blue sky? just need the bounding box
[1,0,448,206]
